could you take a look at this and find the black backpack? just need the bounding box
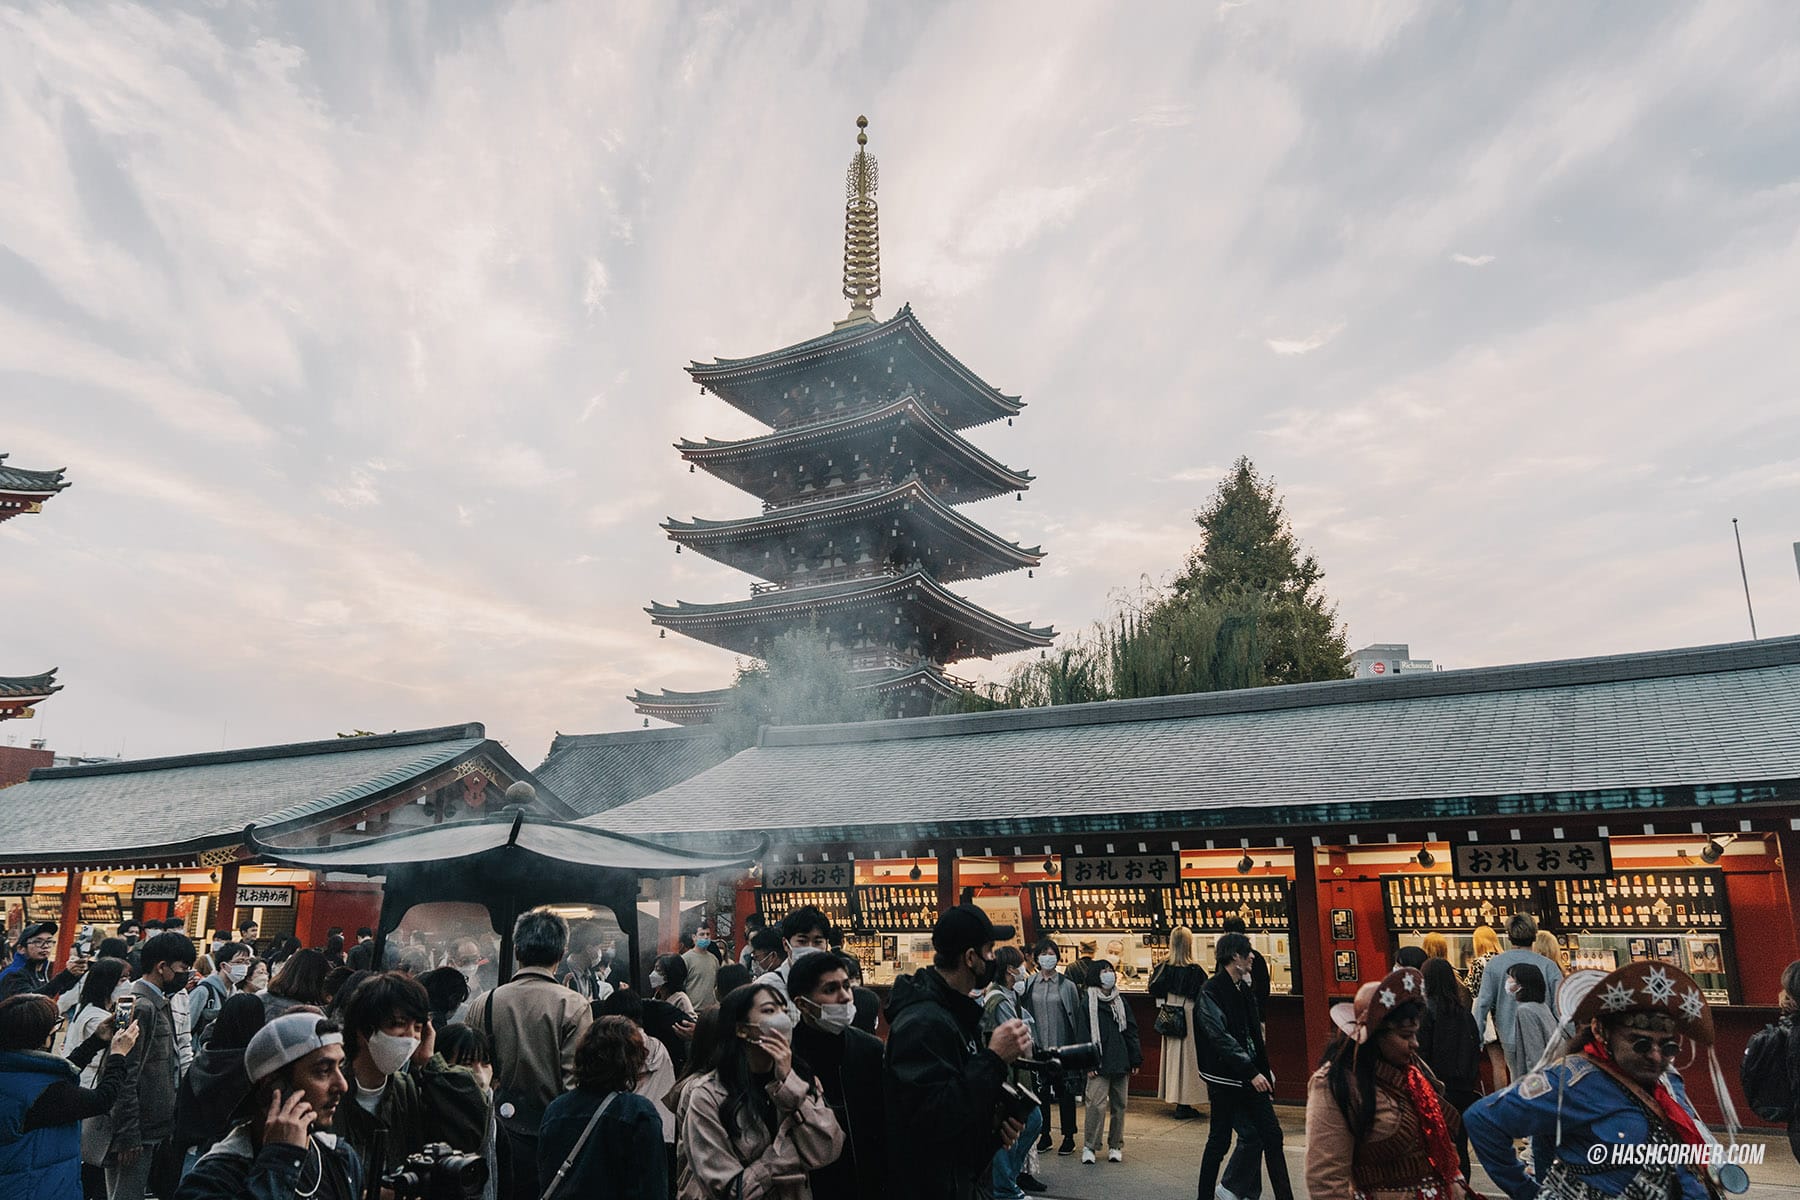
[1740,1019,1798,1122]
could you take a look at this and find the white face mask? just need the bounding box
[788,944,822,963]
[1037,954,1058,972]
[226,963,249,983]
[754,1011,796,1038]
[1504,977,1520,997]
[1012,977,1029,997]
[648,971,666,990]
[1099,971,1118,990]
[813,1001,855,1034]
[366,1031,420,1076]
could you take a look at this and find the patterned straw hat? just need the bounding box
[1569,960,1715,1045]
[1330,967,1426,1043]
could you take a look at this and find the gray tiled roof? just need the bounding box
[536,727,733,817]
[0,724,509,865]
[0,454,70,493]
[590,637,1800,841]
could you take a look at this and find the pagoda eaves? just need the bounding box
[689,305,1023,433]
[0,669,61,721]
[0,454,71,525]
[663,481,1044,585]
[646,569,1053,661]
[630,661,972,726]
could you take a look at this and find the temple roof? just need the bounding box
[0,671,61,700]
[0,455,71,495]
[0,723,568,867]
[629,662,973,725]
[592,636,1800,843]
[688,305,1023,432]
[663,481,1043,584]
[646,570,1054,660]
[536,726,734,816]
[677,394,1032,504]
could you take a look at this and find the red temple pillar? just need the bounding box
[55,869,82,967]
[1291,843,1331,1073]
[214,862,240,934]
[658,878,681,955]
[936,848,957,916]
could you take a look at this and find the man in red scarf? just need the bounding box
[1466,962,1736,1200]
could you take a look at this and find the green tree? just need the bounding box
[714,625,883,752]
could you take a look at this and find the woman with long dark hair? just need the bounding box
[675,984,842,1200]
[261,948,330,1017]
[1418,957,1480,1178]
[1305,967,1471,1200]
[172,993,267,1165]
[61,958,128,1080]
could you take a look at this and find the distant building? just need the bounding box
[1350,643,1442,679]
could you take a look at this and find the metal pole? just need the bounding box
[1732,519,1758,640]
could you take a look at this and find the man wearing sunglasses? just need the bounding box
[1466,961,1731,1200]
[0,921,89,1004]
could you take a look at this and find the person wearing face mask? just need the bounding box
[1471,914,1563,1092]
[677,982,843,1200]
[1073,959,1141,1165]
[435,1025,499,1200]
[329,971,490,1183]
[1467,963,1736,1200]
[1024,939,1081,1157]
[1500,962,1559,1083]
[97,930,193,1200]
[885,905,1033,1200]
[787,951,886,1200]
[755,908,835,1019]
[680,932,720,1010]
[978,946,1046,1196]
[172,993,268,1170]
[652,954,698,1020]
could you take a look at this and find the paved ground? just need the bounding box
[1014,1099,1800,1200]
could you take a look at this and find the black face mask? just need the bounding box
[162,970,191,995]
[969,952,998,988]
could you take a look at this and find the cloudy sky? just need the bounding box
[4,2,1798,764]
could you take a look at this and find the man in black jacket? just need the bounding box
[884,905,1033,1200]
[1194,933,1293,1200]
[790,949,886,1200]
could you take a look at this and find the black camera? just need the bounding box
[1019,1040,1102,1073]
[1000,1079,1043,1125]
[382,1143,487,1200]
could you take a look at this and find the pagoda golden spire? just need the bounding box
[836,115,881,328]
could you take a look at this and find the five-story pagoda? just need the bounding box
[633,118,1052,724]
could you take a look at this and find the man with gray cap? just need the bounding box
[174,1011,360,1200]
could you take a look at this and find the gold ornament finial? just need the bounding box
[836,115,880,329]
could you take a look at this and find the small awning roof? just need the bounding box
[247,810,764,877]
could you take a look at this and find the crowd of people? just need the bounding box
[3,903,1798,1200]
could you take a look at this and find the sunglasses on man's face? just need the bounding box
[1629,1036,1682,1058]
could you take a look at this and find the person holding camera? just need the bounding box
[331,971,489,1182]
[0,921,88,1008]
[978,946,1046,1197]
[1195,932,1294,1200]
[0,991,140,1200]
[884,905,1032,1200]
[174,1011,361,1200]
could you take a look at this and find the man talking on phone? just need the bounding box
[884,904,1033,1200]
[175,1011,359,1200]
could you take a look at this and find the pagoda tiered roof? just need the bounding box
[0,454,71,524]
[663,480,1044,585]
[630,660,973,725]
[0,670,61,720]
[645,570,1053,661]
[688,305,1023,432]
[677,394,1033,505]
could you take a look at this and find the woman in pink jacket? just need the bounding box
[676,984,843,1200]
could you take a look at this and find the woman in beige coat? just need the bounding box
[676,983,843,1200]
[1304,967,1470,1200]
[1147,926,1208,1119]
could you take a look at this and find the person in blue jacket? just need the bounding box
[1466,961,1738,1200]
[0,993,140,1200]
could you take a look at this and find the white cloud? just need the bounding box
[1265,323,1345,356]
[1451,253,1495,267]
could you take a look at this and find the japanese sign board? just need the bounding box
[1062,854,1180,888]
[763,862,853,889]
[132,877,182,902]
[234,885,295,908]
[0,875,36,896]
[1451,840,1611,881]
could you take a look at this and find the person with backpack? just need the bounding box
[1742,959,1800,1162]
